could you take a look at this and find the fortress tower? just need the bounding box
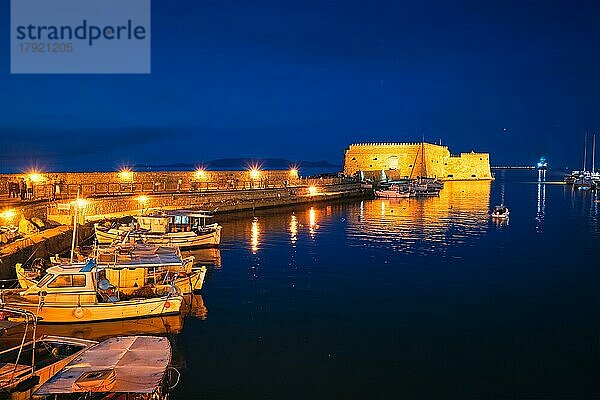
[343,142,492,181]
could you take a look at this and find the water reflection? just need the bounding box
[251,218,260,253]
[535,181,546,233]
[290,214,298,246]
[346,181,491,255]
[184,248,222,268]
[308,207,319,238]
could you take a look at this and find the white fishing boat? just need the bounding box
[490,205,510,219]
[34,336,177,400]
[1,260,183,324]
[95,210,221,249]
[374,181,414,198]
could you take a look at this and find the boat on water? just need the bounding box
[374,182,414,198]
[34,335,178,400]
[95,210,222,249]
[490,205,510,219]
[1,260,183,324]
[0,308,96,398]
[537,157,548,171]
[16,244,206,295]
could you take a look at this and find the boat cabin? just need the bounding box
[137,210,215,234]
[21,260,119,304]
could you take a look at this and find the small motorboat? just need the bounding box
[490,205,510,219]
[34,336,179,400]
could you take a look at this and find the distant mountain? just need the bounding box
[133,158,340,171]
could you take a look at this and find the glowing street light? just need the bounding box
[308,186,318,196]
[289,167,299,179]
[27,171,45,183]
[118,169,133,181]
[249,168,261,180]
[195,168,207,180]
[0,208,17,222]
[136,195,149,204]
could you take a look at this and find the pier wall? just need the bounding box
[343,142,492,180]
[0,169,300,198]
[45,182,363,223]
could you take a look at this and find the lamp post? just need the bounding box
[70,191,89,263]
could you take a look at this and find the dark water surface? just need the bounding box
[173,170,599,399]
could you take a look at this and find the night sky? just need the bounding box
[0,1,598,172]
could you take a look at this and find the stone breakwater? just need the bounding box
[48,182,364,223]
[0,169,301,198]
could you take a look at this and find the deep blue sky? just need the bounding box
[0,1,599,172]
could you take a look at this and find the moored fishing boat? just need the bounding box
[34,336,178,400]
[16,244,206,295]
[374,182,414,198]
[2,260,183,324]
[0,308,96,398]
[95,210,221,249]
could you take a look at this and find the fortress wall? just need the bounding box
[446,153,492,180]
[343,142,492,181]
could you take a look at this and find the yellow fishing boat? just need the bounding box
[2,260,183,324]
[16,244,207,295]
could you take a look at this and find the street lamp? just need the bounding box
[70,194,89,262]
[118,168,134,193]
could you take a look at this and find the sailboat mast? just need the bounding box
[583,132,587,172]
[592,133,596,173]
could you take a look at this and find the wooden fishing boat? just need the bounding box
[2,260,183,324]
[95,210,221,249]
[0,307,96,398]
[16,244,206,295]
[34,336,178,400]
[374,181,414,198]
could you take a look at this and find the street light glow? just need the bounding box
[136,195,149,204]
[289,167,298,178]
[308,186,318,196]
[27,171,45,183]
[118,169,133,180]
[73,198,90,208]
[0,208,17,221]
[249,168,261,180]
[195,169,207,180]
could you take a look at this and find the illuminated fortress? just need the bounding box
[343,142,493,181]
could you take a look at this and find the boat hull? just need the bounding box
[374,190,412,198]
[1,293,183,324]
[95,225,221,248]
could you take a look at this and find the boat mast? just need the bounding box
[592,133,596,173]
[583,132,588,172]
[70,189,80,263]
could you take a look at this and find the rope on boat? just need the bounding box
[166,366,181,390]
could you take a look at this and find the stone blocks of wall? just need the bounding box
[343,142,492,180]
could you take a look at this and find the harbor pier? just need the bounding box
[0,169,365,278]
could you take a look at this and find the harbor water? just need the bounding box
[174,170,599,399]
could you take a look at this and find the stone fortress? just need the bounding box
[343,142,493,181]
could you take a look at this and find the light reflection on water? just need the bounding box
[346,181,491,255]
